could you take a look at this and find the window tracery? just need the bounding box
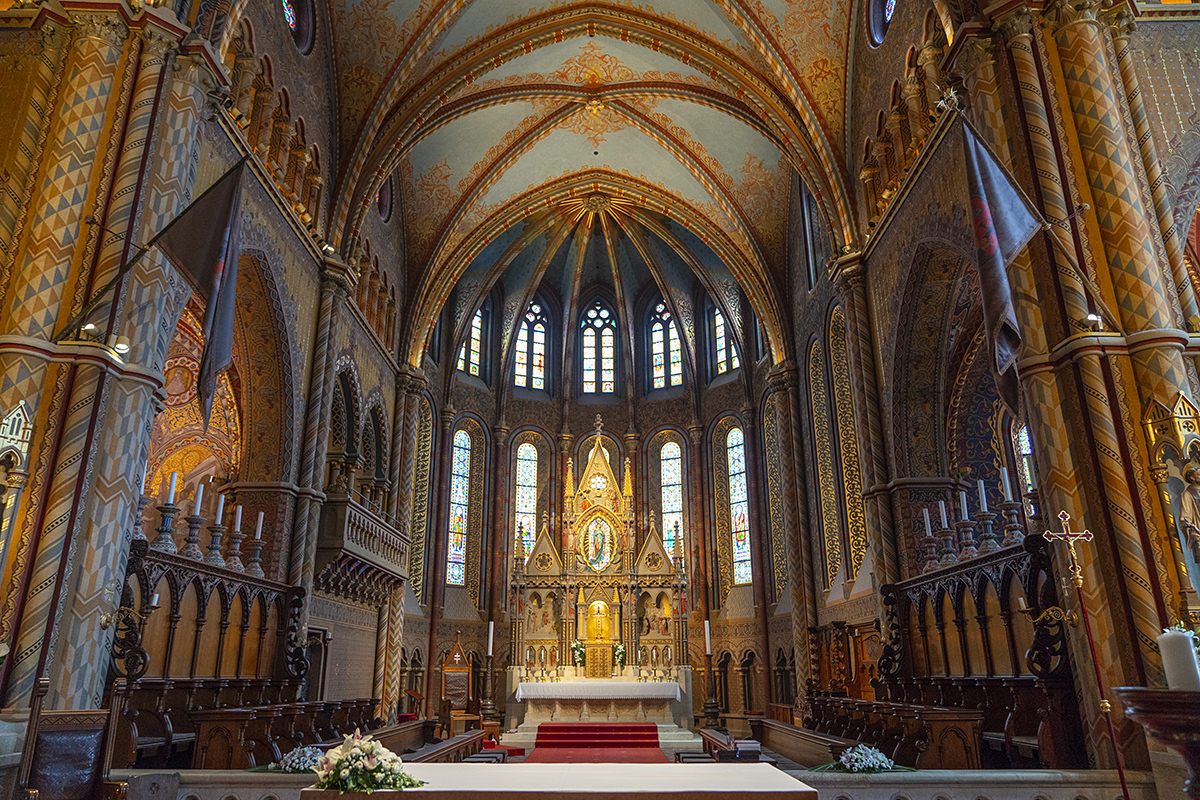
[514,443,538,558]
[727,427,751,585]
[711,306,739,376]
[457,309,484,377]
[581,301,617,394]
[660,441,683,560]
[447,429,471,585]
[649,302,683,390]
[514,301,549,390]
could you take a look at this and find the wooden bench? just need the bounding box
[407,729,487,763]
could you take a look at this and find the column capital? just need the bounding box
[1045,0,1104,32]
[1102,5,1136,42]
[70,10,129,49]
[766,361,800,393]
[321,254,356,296]
[994,5,1036,43]
[830,251,866,286]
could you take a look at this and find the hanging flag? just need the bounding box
[153,157,249,425]
[961,118,1041,415]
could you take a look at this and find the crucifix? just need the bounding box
[1044,510,1092,591]
[1042,510,1130,800]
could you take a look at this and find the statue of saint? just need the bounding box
[1178,467,1200,561]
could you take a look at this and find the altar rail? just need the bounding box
[115,767,1158,800]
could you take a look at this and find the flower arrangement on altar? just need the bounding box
[809,744,912,774]
[273,745,325,773]
[312,731,424,792]
[613,643,626,667]
[571,640,586,667]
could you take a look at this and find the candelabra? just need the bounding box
[955,517,979,560]
[701,652,724,731]
[974,510,1000,553]
[132,493,153,541]
[921,535,940,573]
[936,525,958,568]
[149,502,181,553]
[244,536,265,578]
[480,653,499,721]
[203,520,227,568]
[998,499,1025,547]
[225,522,246,572]
[180,513,204,559]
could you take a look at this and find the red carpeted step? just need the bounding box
[534,723,662,749]
[523,746,669,763]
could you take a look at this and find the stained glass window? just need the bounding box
[446,430,471,585]
[650,302,683,390]
[457,309,484,377]
[282,0,297,30]
[884,0,895,22]
[514,443,538,559]
[514,302,548,390]
[1015,424,1035,494]
[712,306,739,375]
[660,441,683,561]
[727,427,751,584]
[581,301,617,393]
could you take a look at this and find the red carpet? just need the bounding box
[525,723,667,763]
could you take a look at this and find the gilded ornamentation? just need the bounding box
[809,341,841,586]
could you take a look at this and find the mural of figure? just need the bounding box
[1179,467,1200,561]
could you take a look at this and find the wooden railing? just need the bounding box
[407,729,487,762]
[766,703,794,724]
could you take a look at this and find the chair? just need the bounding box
[439,632,480,735]
[16,678,127,800]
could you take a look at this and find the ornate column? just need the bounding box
[228,35,258,121]
[487,425,511,623]
[740,404,773,705]
[686,423,711,626]
[423,407,456,715]
[1106,9,1200,331]
[765,366,813,697]
[290,256,355,597]
[381,585,405,723]
[832,255,897,584]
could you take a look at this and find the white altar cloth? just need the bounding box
[516,680,681,702]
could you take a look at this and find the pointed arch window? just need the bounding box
[650,302,683,390]
[514,301,549,390]
[1014,424,1035,494]
[581,301,617,394]
[809,340,841,586]
[457,309,485,377]
[711,306,740,376]
[727,427,751,584]
[282,0,297,29]
[514,443,538,559]
[447,430,471,585]
[660,441,684,560]
[830,307,868,579]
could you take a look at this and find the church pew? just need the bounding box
[406,729,487,763]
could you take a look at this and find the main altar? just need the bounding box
[502,419,695,747]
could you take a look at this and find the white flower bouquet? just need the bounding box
[312,730,424,792]
[273,744,325,773]
[809,744,911,774]
[571,640,585,667]
[613,643,626,667]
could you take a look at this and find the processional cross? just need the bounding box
[1041,510,1130,800]
[1044,510,1092,590]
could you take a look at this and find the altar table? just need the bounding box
[301,763,817,800]
[514,680,681,724]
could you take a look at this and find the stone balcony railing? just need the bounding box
[316,492,409,603]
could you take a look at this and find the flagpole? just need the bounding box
[50,155,252,345]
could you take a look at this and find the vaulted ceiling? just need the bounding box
[324,1,858,367]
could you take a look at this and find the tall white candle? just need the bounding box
[233,505,243,532]
[922,508,933,537]
[958,490,969,519]
[938,501,949,529]
[140,470,147,496]
[1158,629,1200,691]
[704,620,712,655]
[215,493,226,525]
[976,479,988,513]
[487,621,494,657]
[193,482,205,516]
[150,592,159,607]
[1000,470,1013,502]
[167,472,177,505]
[254,511,264,540]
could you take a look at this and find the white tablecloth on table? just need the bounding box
[515,680,681,702]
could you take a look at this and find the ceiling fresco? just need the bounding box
[325,1,856,368]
